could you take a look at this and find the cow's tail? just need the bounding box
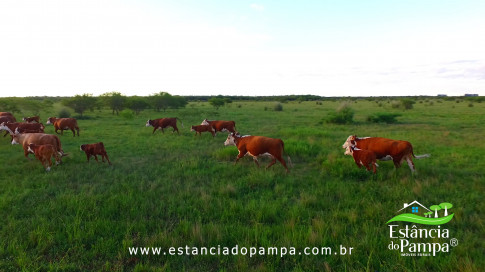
[177,117,184,128]
[55,136,68,157]
[412,150,430,159]
[414,154,430,159]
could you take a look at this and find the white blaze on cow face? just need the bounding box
[224,134,236,146]
[11,138,18,145]
[342,135,354,149]
[201,119,209,125]
[46,118,52,124]
[145,120,152,127]
[27,146,33,153]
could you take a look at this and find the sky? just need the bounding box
[1,0,484,97]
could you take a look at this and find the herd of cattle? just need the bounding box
[0,112,430,173]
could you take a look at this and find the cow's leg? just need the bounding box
[104,154,112,165]
[406,156,416,172]
[392,155,403,168]
[3,131,8,137]
[235,149,247,165]
[152,127,157,134]
[94,155,99,162]
[71,128,76,137]
[76,127,80,136]
[86,153,91,162]
[276,156,289,173]
[251,156,260,168]
[372,161,377,174]
[266,156,277,169]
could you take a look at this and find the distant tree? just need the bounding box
[100,92,126,115]
[0,98,20,113]
[150,92,188,111]
[127,97,149,115]
[62,94,97,117]
[209,97,225,110]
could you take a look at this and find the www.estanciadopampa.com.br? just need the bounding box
[129,245,354,258]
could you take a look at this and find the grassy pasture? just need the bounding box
[0,99,484,271]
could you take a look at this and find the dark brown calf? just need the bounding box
[80,142,111,165]
[23,116,40,123]
[348,146,378,174]
[190,125,215,137]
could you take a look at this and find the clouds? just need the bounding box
[250,3,264,12]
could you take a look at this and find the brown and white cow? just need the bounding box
[342,135,430,172]
[23,116,40,123]
[0,112,14,117]
[80,142,111,165]
[146,118,183,134]
[190,125,215,137]
[201,119,236,135]
[0,122,44,138]
[224,132,292,173]
[0,115,16,124]
[348,146,378,174]
[46,117,80,137]
[27,143,61,171]
[12,132,66,160]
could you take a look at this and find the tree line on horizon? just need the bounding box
[0,93,483,118]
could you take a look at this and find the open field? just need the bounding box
[0,99,484,271]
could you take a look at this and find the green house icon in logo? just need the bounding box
[387,201,454,225]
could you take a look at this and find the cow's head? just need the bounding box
[27,143,36,154]
[11,132,20,145]
[146,120,153,127]
[0,122,6,130]
[80,144,86,151]
[190,126,195,131]
[224,132,241,146]
[46,117,56,125]
[23,117,27,121]
[342,135,357,149]
[201,119,209,125]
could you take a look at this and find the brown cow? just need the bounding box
[224,132,292,173]
[0,122,44,138]
[46,117,80,137]
[190,125,215,137]
[347,146,378,174]
[0,115,16,124]
[23,116,40,123]
[27,143,61,171]
[201,119,236,135]
[342,135,430,173]
[146,118,183,134]
[0,112,14,117]
[80,142,111,165]
[12,132,66,161]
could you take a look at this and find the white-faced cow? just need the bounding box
[190,125,215,137]
[342,135,430,173]
[23,116,40,123]
[146,118,183,134]
[348,146,378,174]
[46,117,80,137]
[80,142,111,165]
[0,115,16,124]
[201,119,236,135]
[12,132,66,161]
[0,122,44,139]
[224,132,292,173]
[27,143,61,171]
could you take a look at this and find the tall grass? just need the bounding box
[0,99,483,271]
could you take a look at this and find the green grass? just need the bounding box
[0,99,484,271]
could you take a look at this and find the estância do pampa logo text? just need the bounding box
[387,200,458,257]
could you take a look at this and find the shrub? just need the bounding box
[274,103,283,111]
[401,98,415,110]
[326,102,354,124]
[468,103,474,107]
[120,109,135,120]
[367,113,401,124]
[58,108,71,118]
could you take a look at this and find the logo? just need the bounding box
[387,200,454,225]
[387,200,457,257]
